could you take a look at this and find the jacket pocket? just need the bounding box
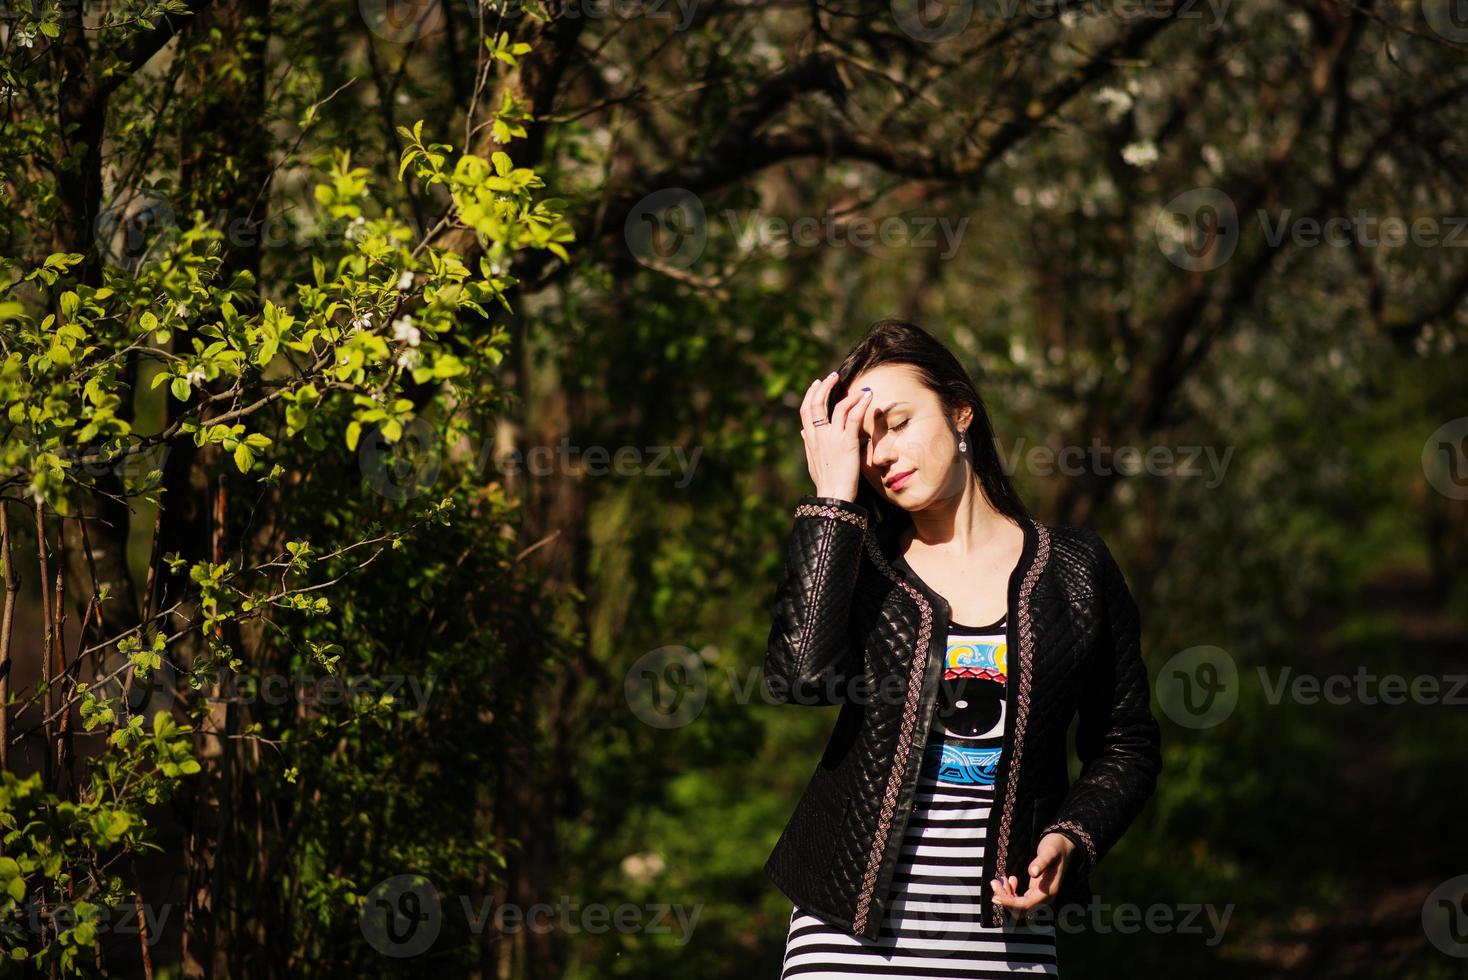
[1030,792,1063,843]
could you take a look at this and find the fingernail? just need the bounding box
[827,371,837,378]
[860,386,870,391]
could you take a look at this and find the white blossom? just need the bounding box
[1094,86,1133,123]
[391,315,420,347]
[396,269,413,291]
[1121,140,1159,169]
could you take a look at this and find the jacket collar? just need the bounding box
[871,506,1039,594]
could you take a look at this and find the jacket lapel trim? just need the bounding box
[850,530,933,937]
[985,518,1049,926]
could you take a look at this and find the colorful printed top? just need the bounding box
[780,611,1062,978]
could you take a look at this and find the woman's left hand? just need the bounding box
[990,832,1076,920]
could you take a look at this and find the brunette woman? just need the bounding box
[766,319,1162,978]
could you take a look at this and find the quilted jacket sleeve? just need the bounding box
[762,495,870,706]
[1039,530,1162,881]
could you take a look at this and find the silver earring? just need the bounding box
[958,437,967,453]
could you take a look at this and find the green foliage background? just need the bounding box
[1,1,1466,977]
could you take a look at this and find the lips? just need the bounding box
[885,469,915,490]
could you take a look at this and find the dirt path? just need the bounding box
[1245,564,1467,977]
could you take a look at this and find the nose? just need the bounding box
[867,423,899,468]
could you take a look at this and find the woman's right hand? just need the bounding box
[800,372,872,503]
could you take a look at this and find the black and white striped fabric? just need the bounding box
[779,614,1060,978]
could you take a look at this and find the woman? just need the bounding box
[766,319,1162,978]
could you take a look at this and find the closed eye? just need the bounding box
[860,419,909,447]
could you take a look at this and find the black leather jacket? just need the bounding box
[762,495,1162,940]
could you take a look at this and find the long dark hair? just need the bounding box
[827,317,1032,529]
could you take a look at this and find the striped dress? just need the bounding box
[779,612,1061,978]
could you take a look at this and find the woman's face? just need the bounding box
[848,363,970,511]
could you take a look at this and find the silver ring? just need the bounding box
[812,419,829,426]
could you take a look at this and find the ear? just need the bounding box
[955,405,974,432]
